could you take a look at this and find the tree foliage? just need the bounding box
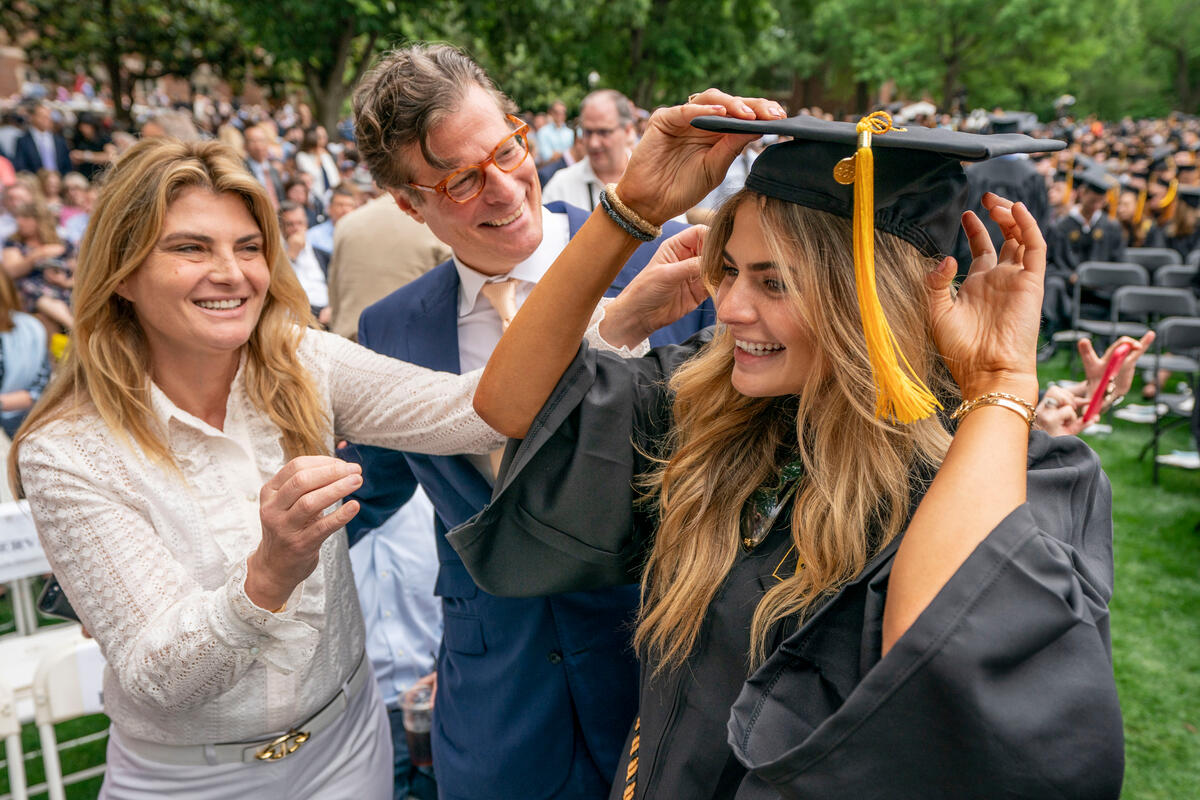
[7,0,1200,125]
[2,0,249,124]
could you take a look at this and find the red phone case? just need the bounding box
[1082,342,1133,424]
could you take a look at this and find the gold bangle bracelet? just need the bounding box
[604,183,663,239]
[950,391,1037,431]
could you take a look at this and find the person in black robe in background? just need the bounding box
[451,94,1123,800]
[952,114,1049,278]
[1041,163,1127,359]
[1146,185,1200,259]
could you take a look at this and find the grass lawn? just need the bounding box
[1,351,1197,798]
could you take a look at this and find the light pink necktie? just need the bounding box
[479,278,518,331]
[478,278,518,476]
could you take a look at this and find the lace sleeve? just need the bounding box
[19,429,318,712]
[306,329,506,455]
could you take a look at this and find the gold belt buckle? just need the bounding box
[255,728,310,761]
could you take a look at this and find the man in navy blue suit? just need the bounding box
[12,104,72,175]
[349,44,714,800]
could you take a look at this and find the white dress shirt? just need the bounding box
[542,159,689,224]
[291,242,329,309]
[453,206,571,372]
[18,329,504,745]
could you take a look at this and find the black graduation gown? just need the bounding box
[952,156,1049,277]
[1046,214,1127,279]
[448,334,1124,800]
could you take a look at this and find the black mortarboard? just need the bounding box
[691,112,1064,422]
[1074,163,1118,193]
[987,114,1023,135]
[692,113,1064,258]
[1150,147,1174,172]
[1178,185,1200,208]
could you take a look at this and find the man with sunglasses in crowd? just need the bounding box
[348,43,713,800]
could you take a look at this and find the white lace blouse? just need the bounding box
[19,326,600,744]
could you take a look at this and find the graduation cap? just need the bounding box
[1178,185,1200,209]
[1150,147,1174,173]
[691,111,1065,423]
[987,114,1022,135]
[1074,163,1118,193]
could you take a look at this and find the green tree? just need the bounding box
[1,0,249,125]
[231,0,428,132]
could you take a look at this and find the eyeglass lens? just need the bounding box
[445,130,529,201]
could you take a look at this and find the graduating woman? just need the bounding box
[452,91,1123,799]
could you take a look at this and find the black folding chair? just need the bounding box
[1125,247,1181,276]
[1154,264,1199,288]
[1055,261,1149,371]
[1110,286,1198,339]
[1138,316,1200,482]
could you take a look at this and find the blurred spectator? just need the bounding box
[217,122,246,158]
[295,126,340,196]
[536,100,573,167]
[2,202,67,280]
[59,172,90,224]
[0,270,51,438]
[537,130,581,187]
[543,89,687,222]
[0,112,23,161]
[60,179,94,247]
[244,124,285,208]
[69,112,114,181]
[285,176,324,227]
[37,169,64,218]
[0,155,13,189]
[325,194,450,340]
[140,111,199,142]
[307,184,362,254]
[0,181,34,242]
[279,201,331,324]
[14,103,72,175]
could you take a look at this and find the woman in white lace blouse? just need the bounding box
[7,138,511,799]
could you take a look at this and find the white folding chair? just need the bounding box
[31,637,106,800]
[0,677,28,800]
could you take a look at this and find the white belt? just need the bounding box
[121,650,370,766]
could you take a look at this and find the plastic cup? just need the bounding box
[400,683,433,767]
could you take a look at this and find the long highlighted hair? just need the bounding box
[10,138,325,493]
[635,191,955,672]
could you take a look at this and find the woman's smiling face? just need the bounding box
[116,186,270,375]
[715,203,817,398]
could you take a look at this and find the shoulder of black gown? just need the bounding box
[726,431,1122,800]
[447,328,716,597]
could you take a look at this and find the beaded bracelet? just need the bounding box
[600,183,663,241]
[950,391,1037,431]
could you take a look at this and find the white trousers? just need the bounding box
[99,675,393,800]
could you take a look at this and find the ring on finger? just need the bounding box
[687,93,701,104]
[1043,396,1060,409]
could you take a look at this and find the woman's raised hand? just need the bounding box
[927,193,1044,402]
[245,456,362,611]
[617,89,785,225]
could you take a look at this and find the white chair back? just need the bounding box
[0,676,28,800]
[32,637,106,800]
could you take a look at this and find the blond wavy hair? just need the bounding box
[10,138,324,493]
[635,191,956,673]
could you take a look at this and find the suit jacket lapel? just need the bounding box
[404,262,462,374]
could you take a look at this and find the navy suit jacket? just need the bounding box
[348,202,713,800]
[13,131,72,175]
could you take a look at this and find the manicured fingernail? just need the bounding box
[739,104,753,115]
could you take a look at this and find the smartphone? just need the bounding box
[37,576,80,623]
[1082,342,1133,425]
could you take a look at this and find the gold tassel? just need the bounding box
[1158,178,1178,210]
[1133,188,1146,225]
[1107,186,1118,220]
[1063,155,1075,208]
[834,111,940,424]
